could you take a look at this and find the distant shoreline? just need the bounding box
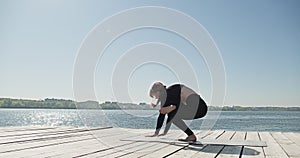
[1,108,300,112]
[0,98,299,111]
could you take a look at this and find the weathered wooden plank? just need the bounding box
[168,130,225,158]
[190,131,236,158]
[124,137,183,157]
[140,141,186,158]
[0,127,113,154]
[16,139,102,158]
[54,141,143,158]
[0,128,126,157]
[0,133,93,153]
[114,130,189,158]
[0,126,299,158]
[0,127,107,142]
[292,132,300,138]
[259,132,289,158]
[0,127,68,136]
[242,132,264,158]
[169,139,266,147]
[49,128,159,157]
[37,129,146,157]
[216,131,246,158]
[22,128,130,158]
[101,142,151,158]
[0,127,111,146]
[0,126,80,138]
[282,132,300,148]
[121,128,157,134]
[0,135,95,157]
[79,129,183,158]
[0,126,58,133]
[138,129,212,158]
[271,132,300,158]
[26,133,137,157]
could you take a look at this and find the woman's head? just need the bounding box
[149,82,166,99]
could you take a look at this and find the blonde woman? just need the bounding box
[147,82,207,142]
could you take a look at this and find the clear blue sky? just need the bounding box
[1,0,299,106]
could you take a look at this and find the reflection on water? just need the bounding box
[0,109,81,127]
[0,109,299,132]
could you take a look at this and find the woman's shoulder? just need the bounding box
[167,84,182,91]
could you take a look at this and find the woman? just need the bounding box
[147,82,207,142]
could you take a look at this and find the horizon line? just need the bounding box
[1,96,299,107]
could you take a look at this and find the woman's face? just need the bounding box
[151,91,160,99]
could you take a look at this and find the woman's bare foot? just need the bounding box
[178,134,197,142]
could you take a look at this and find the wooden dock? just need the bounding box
[0,126,299,158]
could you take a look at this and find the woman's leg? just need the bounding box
[172,117,194,136]
[177,94,207,120]
[193,95,207,119]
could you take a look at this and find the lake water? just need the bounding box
[0,109,299,132]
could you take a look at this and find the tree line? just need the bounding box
[0,98,122,109]
[0,98,299,111]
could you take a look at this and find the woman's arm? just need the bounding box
[159,115,173,136]
[155,113,166,134]
[146,113,165,137]
[159,105,176,114]
[150,97,160,108]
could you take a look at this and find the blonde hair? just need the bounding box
[149,82,166,97]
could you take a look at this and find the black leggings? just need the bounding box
[170,94,207,136]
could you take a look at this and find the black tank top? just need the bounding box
[160,84,181,115]
[155,84,181,133]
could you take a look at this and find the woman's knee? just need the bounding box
[195,99,207,118]
[188,95,207,118]
[172,118,188,130]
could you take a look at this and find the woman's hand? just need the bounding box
[150,103,157,108]
[159,105,176,114]
[159,108,167,114]
[158,133,167,137]
[145,133,158,137]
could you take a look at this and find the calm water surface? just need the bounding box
[0,109,299,132]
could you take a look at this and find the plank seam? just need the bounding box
[0,137,95,153]
[161,130,211,158]
[163,146,187,158]
[0,127,112,145]
[22,131,136,157]
[0,126,112,138]
[270,132,290,157]
[0,127,116,154]
[239,132,247,158]
[258,132,267,158]
[114,143,151,158]
[73,130,159,157]
[164,130,225,158]
[0,127,58,133]
[214,131,236,158]
[73,142,137,157]
[137,143,171,157]
[72,147,114,157]
[215,130,226,139]
[282,132,300,148]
